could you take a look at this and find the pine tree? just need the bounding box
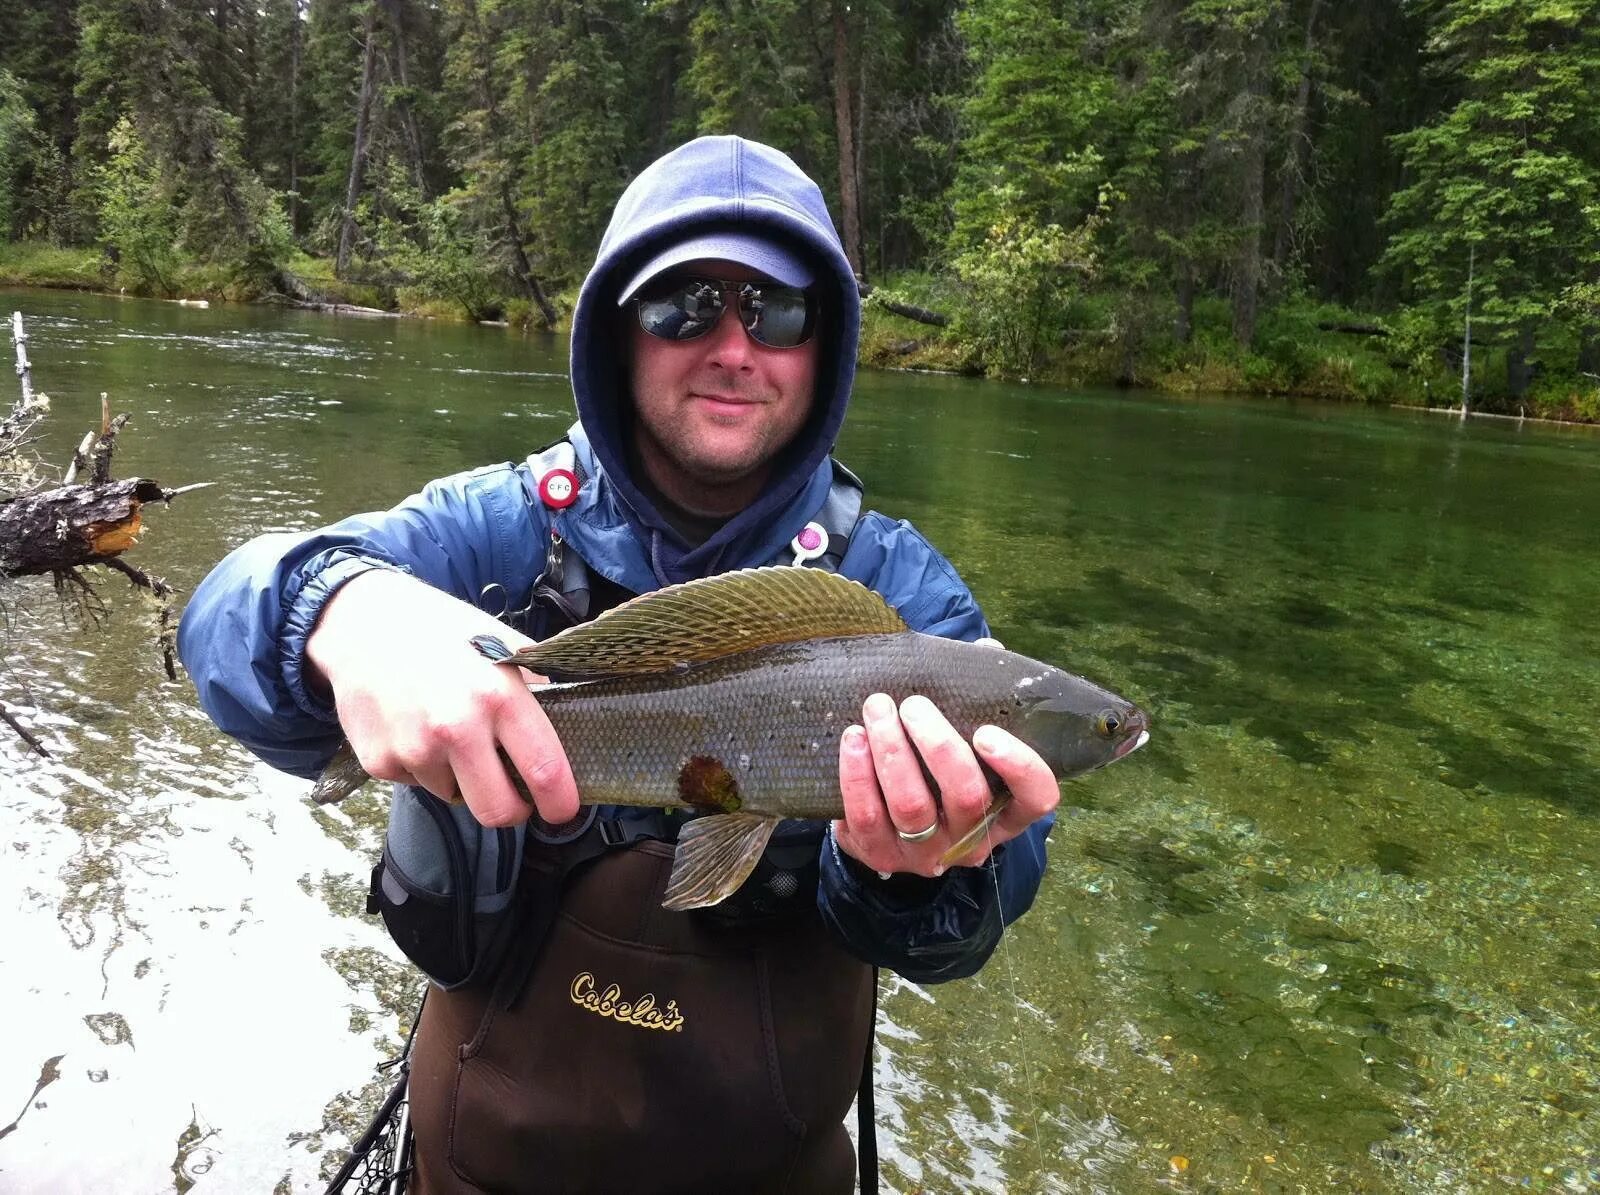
[71,0,289,284]
[1382,0,1600,394]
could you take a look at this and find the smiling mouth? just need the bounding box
[693,392,755,405]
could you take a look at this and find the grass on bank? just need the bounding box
[0,241,107,291]
[860,272,1442,405]
[861,270,1600,418]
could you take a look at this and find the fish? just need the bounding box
[311,566,1150,910]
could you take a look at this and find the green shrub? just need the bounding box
[98,118,182,295]
[947,185,1103,378]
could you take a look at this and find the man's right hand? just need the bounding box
[305,569,580,828]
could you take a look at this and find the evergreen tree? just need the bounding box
[0,0,78,234]
[1381,0,1600,394]
[71,0,289,283]
[436,0,559,323]
[685,0,833,186]
[502,0,634,282]
[948,0,1114,252]
[0,71,43,240]
[859,0,968,273]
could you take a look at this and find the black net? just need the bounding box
[325,993,425,1195]
[324,1070,412,1195]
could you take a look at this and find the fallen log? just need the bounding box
[259,291,401,318]
[858,282,950,328]
[1317,321,1390,338]
[1,478,171,577]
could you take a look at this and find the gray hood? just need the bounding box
[567,136,861,584]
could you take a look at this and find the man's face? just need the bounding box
[628,259,818,514]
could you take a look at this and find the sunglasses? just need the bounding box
[634,275,818,349]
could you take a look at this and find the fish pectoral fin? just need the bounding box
[938,792,1014,868]
[662,813,780,912]
[469,633,516,663]
[311,740,372,805]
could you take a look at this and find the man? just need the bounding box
[179,136,1062,1193]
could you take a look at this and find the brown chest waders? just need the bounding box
[404,833,878,1194]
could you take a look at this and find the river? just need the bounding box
[1,287,1596,1193]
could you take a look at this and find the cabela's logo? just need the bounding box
[570,971,685,1032]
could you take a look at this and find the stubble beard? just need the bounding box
[636,413,779,513]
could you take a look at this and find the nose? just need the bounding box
[704,295,755,372]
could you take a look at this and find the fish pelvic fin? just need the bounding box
[938,792,1014,868]
[494,566,909,681]
[662,812,780,911]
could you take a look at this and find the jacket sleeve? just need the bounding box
[176,465,540,780]
[816,513,1055,983]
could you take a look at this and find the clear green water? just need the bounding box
[1,288,1595,1192]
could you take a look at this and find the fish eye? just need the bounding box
[1095,709,1122,738]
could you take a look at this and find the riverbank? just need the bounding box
[7,241,1597,423]
[856,272,1600,422]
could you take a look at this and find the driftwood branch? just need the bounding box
[0,478,169,577]
[261,269,400,318]
[4,313,51,495]
[11,311,34,408]
[0,701,50,758]
[859,282,951,328]
[3,310,208,754]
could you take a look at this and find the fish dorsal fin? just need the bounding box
[504,566,908,680]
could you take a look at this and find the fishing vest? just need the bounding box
[371,443,878,1193]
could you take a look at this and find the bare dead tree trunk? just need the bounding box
[1273,0,1324,271]
[289,0,304,234]
[1175,268,1195,344]
[381,0,429,199]
[857,42,869,275]
[1233,137,1264,348]
[831,2,864,277]
[1579,325,1600,377]
[336,3,380,279]
[1508,323,1537,400]
[461,0,558,329]
[858,283,948,327]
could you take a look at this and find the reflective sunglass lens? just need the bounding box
[745,288,810,348]
[637,282,724,340]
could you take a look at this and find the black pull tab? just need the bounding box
[366,860,384,916]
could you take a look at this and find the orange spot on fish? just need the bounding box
[677,756,741,812]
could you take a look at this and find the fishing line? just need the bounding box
[986,821,1049,1188]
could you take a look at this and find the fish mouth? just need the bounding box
[1114,728,1151,760]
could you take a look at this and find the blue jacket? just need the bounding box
[177,136,1052,983]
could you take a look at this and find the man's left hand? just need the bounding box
[832,687,1061,879]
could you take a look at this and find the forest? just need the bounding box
[1,0,1598,415]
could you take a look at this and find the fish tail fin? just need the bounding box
[662,812,779,911]
[938,792,1014,868]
